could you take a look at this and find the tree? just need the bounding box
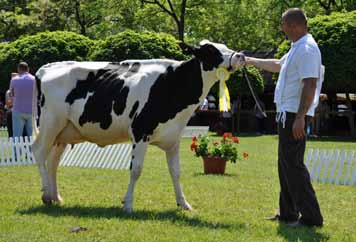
[72,0,103,36]
[316,0,356,14]
[140,0,205,41]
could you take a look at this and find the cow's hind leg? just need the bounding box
[32,113,67,206]
[165,142,192,210]
[122,141,148,213]
[47,143,67,204]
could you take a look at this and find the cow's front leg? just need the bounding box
[123,141,148,213]
[165,142,192,210]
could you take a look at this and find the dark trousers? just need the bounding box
[278,112,323,226]
[6,110,13,138]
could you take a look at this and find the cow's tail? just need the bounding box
[32,73,42,140]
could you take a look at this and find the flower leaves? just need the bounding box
[190,133,247,163]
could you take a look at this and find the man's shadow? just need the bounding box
[17,205,246,230]
[277,224,329,242]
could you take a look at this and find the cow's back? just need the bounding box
[36,60,184,146]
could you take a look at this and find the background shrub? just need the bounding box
[0,31,93,91]
[90,30,186,61]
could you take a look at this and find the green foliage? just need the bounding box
[0,31,93,91]
[275,11,356,92]
[210,66,264,99]
[90,30,186,61]
[191,133,241,163]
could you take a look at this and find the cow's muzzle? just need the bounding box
[227,52,245,72]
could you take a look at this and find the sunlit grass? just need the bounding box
[0,135,355,241]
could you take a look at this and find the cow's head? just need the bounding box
[179,40,245,72]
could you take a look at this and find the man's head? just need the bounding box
[281,8,308,42]
[17,62,29,74]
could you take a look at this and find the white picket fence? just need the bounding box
[0,125,205,170]
[305,149,356,185]
[60,142,131,170]
[181,126,209,138]
[0,136,132,170]
[0,136,35,165]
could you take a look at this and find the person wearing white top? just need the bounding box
[242,8,323,227]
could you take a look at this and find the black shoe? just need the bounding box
[286,220,303,228]
[266,214,281,221]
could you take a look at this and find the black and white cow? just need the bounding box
[32,40,244,212]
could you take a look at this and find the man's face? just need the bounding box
[280,19,295,41]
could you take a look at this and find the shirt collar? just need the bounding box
[291,33,310,48]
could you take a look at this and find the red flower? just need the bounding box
[190,142,197,151]
[243,152,249,158]
[192,136,197,142]
[233,136,239,143]
[223,132,232,138]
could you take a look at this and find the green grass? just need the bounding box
[0,135,355,242]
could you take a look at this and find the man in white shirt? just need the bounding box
[243,8,323,227]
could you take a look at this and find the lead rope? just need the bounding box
[242,67,267,118]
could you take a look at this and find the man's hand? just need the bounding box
[292,116,305,140]
[241,57,281,73]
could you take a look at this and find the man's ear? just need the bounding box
[179,42,197,55]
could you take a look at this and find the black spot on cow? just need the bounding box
[133,144,136,149]
[35,75,45,107]
[196,44,224,71]
[179,42,224,71]
[131,58,205,143]
[130,161,132,170]
[129,101,139,119]
[124,62,141,78]
[65,63,140,129]
[40,94,45,108]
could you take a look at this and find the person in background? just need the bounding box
[242,8,324,227]
[5,73,18,138]
[9,62,34,139]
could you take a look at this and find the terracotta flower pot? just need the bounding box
[202,156,227,174]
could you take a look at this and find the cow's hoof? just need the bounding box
[53,195,64,204]
[41,195,52,206]
[122,204,133,213]
[178,202,193,211]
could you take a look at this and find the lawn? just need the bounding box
[0,135,355,242]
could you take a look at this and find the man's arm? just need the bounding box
[292,78,317,139]
[245,57,281,73]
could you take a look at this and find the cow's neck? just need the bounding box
[180,57,218,104]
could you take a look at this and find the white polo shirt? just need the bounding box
[274,34,324,118]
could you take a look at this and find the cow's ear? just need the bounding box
[179,42,197,55]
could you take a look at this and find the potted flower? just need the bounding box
[190,132,248,174]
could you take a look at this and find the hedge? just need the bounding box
[276,11,356,92]
[90,30,186,61]
[0,31,93,91]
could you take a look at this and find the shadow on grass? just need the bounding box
[17,205,245,230]
[192,172,238,177]
[277,224,329,242]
